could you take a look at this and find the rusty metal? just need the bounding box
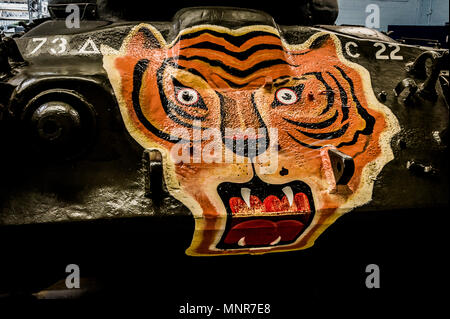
[394,78,418,105]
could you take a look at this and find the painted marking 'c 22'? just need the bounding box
[344,41,403,61]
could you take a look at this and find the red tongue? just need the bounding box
[223,220,278,245]
[276,220,305,241]
[224,219,305,245]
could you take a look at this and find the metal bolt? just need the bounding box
[31,101,81,144]
[378,91,387,102]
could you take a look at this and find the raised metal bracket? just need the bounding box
[142,149,167,199]
[327,148,355,186]
[406,50,448,101]
[321,147,355,194]
[394,78,418,105]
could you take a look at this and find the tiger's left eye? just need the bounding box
[176,88,199,106]
[275,88,298,105]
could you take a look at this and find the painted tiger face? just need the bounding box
[103,24,400,256]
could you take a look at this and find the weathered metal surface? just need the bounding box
[0,7,448,256]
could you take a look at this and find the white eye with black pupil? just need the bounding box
[276,88,298,105]
[176,88,199,105]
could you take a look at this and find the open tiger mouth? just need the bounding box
[217,176,315,249]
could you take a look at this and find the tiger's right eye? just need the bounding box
[176,88,199,106]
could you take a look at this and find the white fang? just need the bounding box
[282,186,294,206]
[241,188,251,208]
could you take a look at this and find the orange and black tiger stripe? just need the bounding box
[128,26,375,153]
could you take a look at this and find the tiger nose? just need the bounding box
[222,128,269,158]
[219,93,269,157]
